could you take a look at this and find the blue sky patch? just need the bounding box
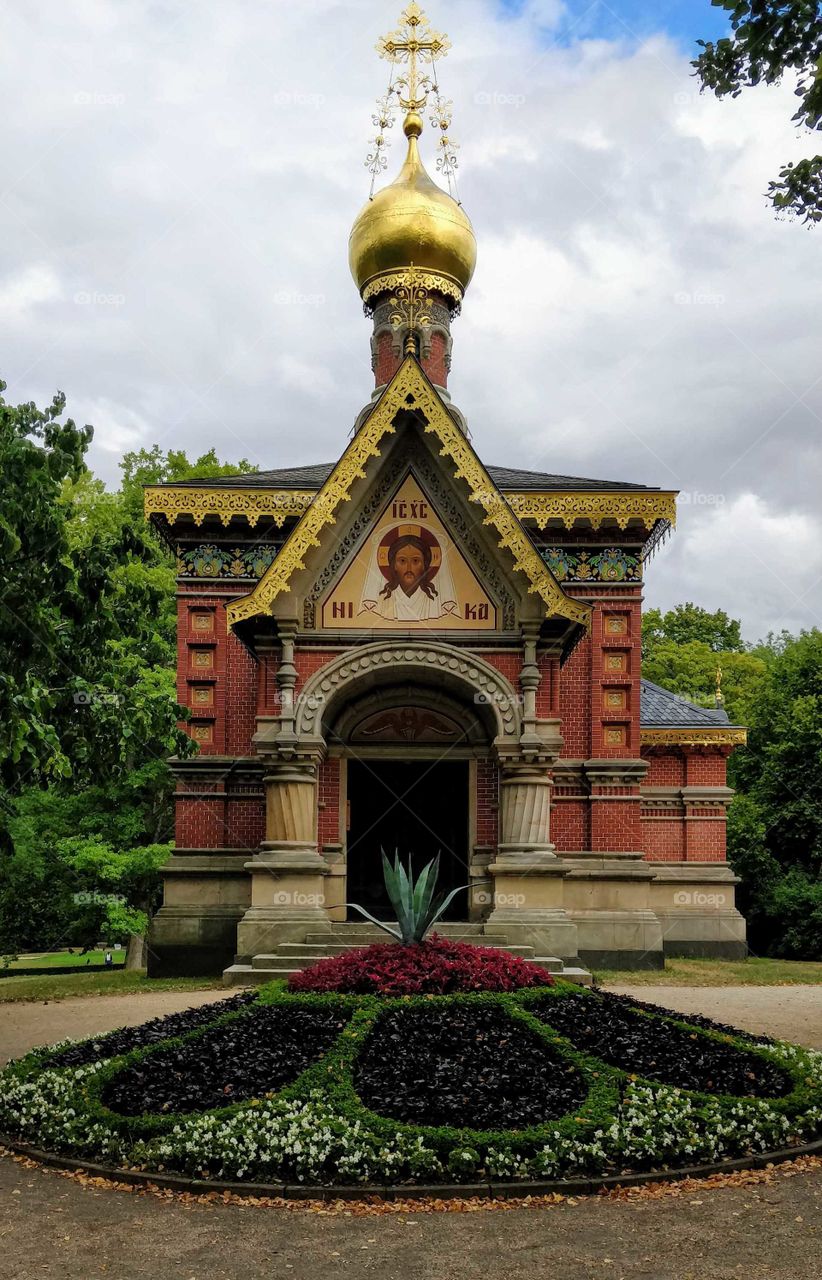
[497,0,730,52]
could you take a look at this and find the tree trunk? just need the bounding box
[125,933,147,970]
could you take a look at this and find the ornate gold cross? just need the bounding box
[376,3,451,116]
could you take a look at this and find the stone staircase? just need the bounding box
[223,922,592,986]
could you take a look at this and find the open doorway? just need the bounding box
[346,759,469,921]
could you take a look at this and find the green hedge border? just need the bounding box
[3,981,820,1183]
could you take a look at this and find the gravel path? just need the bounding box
[3,983,821,1067]
[602,985,822,1050]
[0,989,230,1066]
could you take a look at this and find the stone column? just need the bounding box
[235,752,331,956]
[488,757,579,962]
[498,760,555,859]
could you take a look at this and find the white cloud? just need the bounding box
[73,397,152,454]
[0,265,62,321]
[648,493,822,640]
[0,0,819,640]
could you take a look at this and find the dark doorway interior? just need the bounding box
[346,759,469,921]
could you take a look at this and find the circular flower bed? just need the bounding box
[2,966,821,1191]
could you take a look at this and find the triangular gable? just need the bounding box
[226,358,590,630]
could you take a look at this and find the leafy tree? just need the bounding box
[728,629,822,957]
[643,603,745,654]
[643,641,767,725]
[120,445,255,520]
[694,1,822,222]
[0,415,255,955]
[0,382,92,794]
[642,604,762,724]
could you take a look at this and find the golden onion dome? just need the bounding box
[349,112,477,308]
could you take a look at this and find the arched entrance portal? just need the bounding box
[329,685,488,920]
[293,642,523,924]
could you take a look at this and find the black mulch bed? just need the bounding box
[605,992,774,1046]
[534,992,792,1098]
[101,1004,351,1116]
[49,993,258,1068]
[354,1004,588,1130]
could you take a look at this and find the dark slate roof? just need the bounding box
[168,462,659,492]
[640,679,732,728]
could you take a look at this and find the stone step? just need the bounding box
[303,931,513,948]
[251,952,329,969]
[551,966,593,986]
[322,922,496,937]
[223,964,299,986]
[224,957,593,987]
[296,939,536,959]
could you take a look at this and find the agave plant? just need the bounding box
[347,851,467,944]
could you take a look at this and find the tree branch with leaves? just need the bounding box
[694,1,822,222]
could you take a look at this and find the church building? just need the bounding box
[144,5,747,982]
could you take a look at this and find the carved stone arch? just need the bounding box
[294,641,522,748]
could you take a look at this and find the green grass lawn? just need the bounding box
[4,949,125,970]
[594,956,822,987]
[0,969,224,1002]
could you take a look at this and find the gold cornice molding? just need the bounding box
[641,728,747,748]
[226,357,590,631]
[144,486,315,529]
[144,484,678,537]
[361,268,464,311]
[505,491,678,531]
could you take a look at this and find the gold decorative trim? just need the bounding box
[144,487,315,529]
[641,728,747,747]
[505,491,677,531]
[362,268,463,309]
[226,357,590,630]
[145,483,677,535]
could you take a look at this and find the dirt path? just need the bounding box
[1,1151,821,1280]
[602,984,822,1050]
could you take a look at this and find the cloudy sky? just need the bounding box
[1,0,820,643]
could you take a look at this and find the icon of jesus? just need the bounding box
[359,523,459,622]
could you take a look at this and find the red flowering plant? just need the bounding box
[287,935,554,996]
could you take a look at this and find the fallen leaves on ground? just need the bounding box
[3,1146,821,1217]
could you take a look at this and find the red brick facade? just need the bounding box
[170,574,731,870]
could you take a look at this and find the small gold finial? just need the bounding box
[403,111,423,138]
[715,664,724,706]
